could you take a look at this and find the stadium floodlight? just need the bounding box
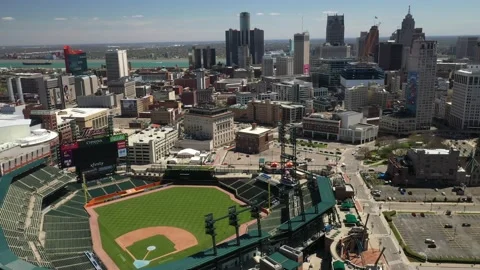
[228,206,238,226]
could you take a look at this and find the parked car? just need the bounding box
[444,224,453,228]
[462,223,471,227]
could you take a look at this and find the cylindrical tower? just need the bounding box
[239,12,250,46]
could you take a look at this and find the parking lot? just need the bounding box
[371,185,469,202]
[393,213,480,260]
[222,142,344,169]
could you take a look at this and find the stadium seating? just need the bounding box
[103,184,121,194]
[117,180,136,190]
[88,187,107,198]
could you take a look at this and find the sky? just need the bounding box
[1,0,479,46]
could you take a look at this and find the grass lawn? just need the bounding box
[127,235,175,260]
[94,187,251,269]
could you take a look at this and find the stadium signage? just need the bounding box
[85,138,107,146]
[90,162,104,168]
[79,127,107,139]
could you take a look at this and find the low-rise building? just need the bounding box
[108,77,136,98]
[183,107,234,148]
[235,124,273,154]
[236,92,256,105]
[303,111,377,143]
[127,126,178,165]
[387,148,470,186]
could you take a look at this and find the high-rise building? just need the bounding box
[407,39,437,130]
[249,28,264,64]
[289,39,294,55]
[276,56,294,76]
[456,36,479,60]
[356,31,368,59]
[105,50,129,81]
[364,25,380,63]
[202,47,216,69]
[378,42,404,70]
[340,62,385,89]
[240,12,250,46]
[294,32,310,75]
[475,42,480,63]
[326,14,345,46]
[397,6,415,48]
[238,45,250,68]
[262,56,274,76]
[449,67,480,130]
[64,45,88,75]
[192,47,202,69]
[225,29,240,66]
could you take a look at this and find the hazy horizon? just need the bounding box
[1,0,479,46]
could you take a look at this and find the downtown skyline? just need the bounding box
[1,0,480,46]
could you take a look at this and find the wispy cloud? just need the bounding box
[1,17,15,21]
[269,12,280,16]
[131,15,144,18]
[54,17,67,21]
[256,12,264,16]
[92,17,99,21]
[322,10,339,15]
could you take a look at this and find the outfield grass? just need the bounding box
[127,235,175,260]
[94,187,251,269]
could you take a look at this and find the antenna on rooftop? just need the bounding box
[301,16,304,32]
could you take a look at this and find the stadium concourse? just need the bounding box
[0,159,153,270]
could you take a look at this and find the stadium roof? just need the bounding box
[268,252,301,270]
[278,176,336,231]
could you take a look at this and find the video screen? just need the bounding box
[60,135,127,181]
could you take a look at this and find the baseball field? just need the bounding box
[91,186,252,269]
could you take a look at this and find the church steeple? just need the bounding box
[408,5,411,15]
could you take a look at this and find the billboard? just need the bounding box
[406,72,418,114]
[60,134,127,181]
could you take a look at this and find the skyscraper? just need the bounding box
[326,14,345,46]
[192,47,202,69]
[225,29,240,66]
[249,28,264,64]
[240,12,250,46]
[364,25,380,63]
[262,56,274,76]
[456,36,479,60]
[356,31,368,59]
[294,32,310,75]
[202,47,216,69]
[406,39,437,130]
[378,42,403,71]
[396,6,416,48]
[449,67,480,130]
[64,45,88,75]
[105,50,129,81]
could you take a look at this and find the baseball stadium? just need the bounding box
[0,133,337,270]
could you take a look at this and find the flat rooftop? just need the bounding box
[413,148,450,155]
[238,126,270,135]
[55,108,108,124]
[129,127,176,144]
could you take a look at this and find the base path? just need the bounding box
[116,226,198,261]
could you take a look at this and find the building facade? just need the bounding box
[184,107,235,148]
[378,42,403,71]
[276,56,294,76]
[449,67,480,130]
[294,32,310,75]
[456,36,479,60]
[127,126,178,165]
[235,124,272,154]
[105,50,129,81]
[326,14,345,46]
[387,148,469,186]
[262,56,274,77]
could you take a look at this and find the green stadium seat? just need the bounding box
[88,188,107,198]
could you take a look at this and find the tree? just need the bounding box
[357,147,371,160]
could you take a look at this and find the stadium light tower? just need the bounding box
[204,213,217,255]
[228,206,241,246]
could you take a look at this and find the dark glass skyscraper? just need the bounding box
[326,14,345,46]
[202,47,216,69]
[225,29,240,66]
[249,28,264,65]
[239,12,250,46]
[379,42,403,70]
